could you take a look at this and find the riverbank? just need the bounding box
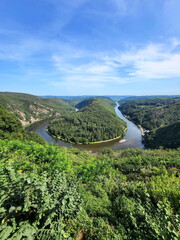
[89,127,127,145]
[88,135,122,145]
[138,125,145,136]
[29,103,144,151]
[46,131,125,145]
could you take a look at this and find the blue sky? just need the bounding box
[0,0,180,96]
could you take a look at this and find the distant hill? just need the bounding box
[43,95,180,101]
[75,97,115,110]
[47,98,127,144]
[0,92,75,126]
[119,98,180,149]
[118,95,180,104]
[75,98,96,109]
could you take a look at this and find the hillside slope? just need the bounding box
[0,92,75,125]
[119,98,180,149]
[47,98,127,144]
[144,122,180,149]
[0,104,45,144]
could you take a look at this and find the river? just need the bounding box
[27,103,144,152]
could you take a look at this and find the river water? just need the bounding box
[27,103,144,152]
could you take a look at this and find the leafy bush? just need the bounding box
[0,167,81,240]
[0,139,179,239]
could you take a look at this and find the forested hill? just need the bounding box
[0,92,75,126]
[47,98,127,144]
[119,98,180,130]
[75,97,115,111]
[145,122,180,149]
[119,98,180,149]
[75,98,95,109]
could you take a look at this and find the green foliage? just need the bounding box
[0,167,81,239]
[144,122,180,149]
[0,104,23,139]
[120,98,180,149]
[0,140,72,174]
[48,98,126,144]
[0,93,179,239]
[75,97,95,109]
[149,172,180,211]
[0,139,179,239]
[0,104,45,144]
[120,98,180,130]
[111,183,179,240]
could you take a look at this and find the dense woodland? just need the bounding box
[119,98,180,149]
[145,122,180,149]
[0,93,179,239]
[47,98,127,144]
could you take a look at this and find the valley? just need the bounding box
[0,92,179,240]
[27,102,144,152]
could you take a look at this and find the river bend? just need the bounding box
[27,103,144,152]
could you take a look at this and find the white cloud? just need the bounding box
[121,41,180,79]
[52,39,180,89]
[99,39,180,80]
[1,27,180,89]
[133,54,180,79]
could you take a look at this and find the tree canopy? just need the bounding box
[119,98,180,149]
[47,98,127,144]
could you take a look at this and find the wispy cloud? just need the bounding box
[115,40,180,79]
[52,38,180,89]
[1,25,180,92]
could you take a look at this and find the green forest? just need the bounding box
[119,98,180,149]
[47,98,127,144]
[0,94,179,239]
